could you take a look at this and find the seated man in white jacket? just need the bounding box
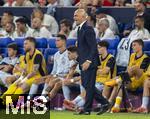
[97,18,115,41]
[116,16,150,68]
[26,17,52,38]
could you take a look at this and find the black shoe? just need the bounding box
[74,110,91,115]
[93,104,102,112]
[97,103,110,115]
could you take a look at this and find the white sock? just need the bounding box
[141,96,149,108]
[42,83,49,96]
[73,95,83,104]
[62,85,70,100]
[28,84,39,98]
[76,96,85,108]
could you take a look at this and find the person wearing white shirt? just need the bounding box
[116,16,150,68]
[59,0,73,6]
[47,0,72,7]
[11,0,34,6]
[128,16,150,41]
[31,8,59,35]
[28,34,74,99]
[0,43,18,88]
[97,18,115,40]
[26,17,52,38]
[0,11,14,36]
[42,14,59,35]
[13,17,31,38]
[45,34,74,99]
[59,19,77,38]
[47,0,58,7]
[0,22,16,39]
[96,12,119,35]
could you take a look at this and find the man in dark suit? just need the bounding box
[74,9,110,115]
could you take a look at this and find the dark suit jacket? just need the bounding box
[142,11,150,32]
[77,22,100,69]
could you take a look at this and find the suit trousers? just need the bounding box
[81,68,109,112]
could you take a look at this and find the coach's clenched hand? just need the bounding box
[82,61,91,71]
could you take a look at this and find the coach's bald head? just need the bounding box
[74,9,88,25]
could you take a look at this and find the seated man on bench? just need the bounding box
[105,39,150,113]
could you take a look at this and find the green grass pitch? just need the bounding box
[50,110,150,119]
[0,109,149,119]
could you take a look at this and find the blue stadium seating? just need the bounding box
[17,48,25,55]
[48,38,76,48]
[143,40,150,51]
[108,49,116,56]
[0,37,13,47]
[36,38,48,48]
[0,48,8,57]
[98,36,120,56]
[44,48,58,74]
[0,37,13,57]
[48,38,57,48]
[14,37,24,48]
[14,37,48,54]
[143,40,150,56]
[105,37,120,50]
[66,39,76,47]
[14,37,48,48]
[37,48,46,54]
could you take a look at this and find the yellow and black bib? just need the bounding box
[25,49,47,76]
[96,54,116,83]
[128,53,148,71]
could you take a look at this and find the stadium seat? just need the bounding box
[143,41,150,56]
[17,48,25,55]
[143,40,150,51]
[14,37,24,48]
[44,48,58,74]
[36,38,48,48]
[0,37,13,48]
[48,38,57,48]
[37,48,45,54]
[108,49,116,56]
[67,39,76,47]
[48,38,76,48]
[14,37,48,48]
[97,37,120,56]
[0,48,8,57]
[105,37,120,50]
[97,36,120,50]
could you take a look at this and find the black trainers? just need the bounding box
[97,103,111,115]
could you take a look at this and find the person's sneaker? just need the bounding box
[97,103,111,115]
[132,107,148,114]
[111,106,120,113]
[105,79,118,87]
